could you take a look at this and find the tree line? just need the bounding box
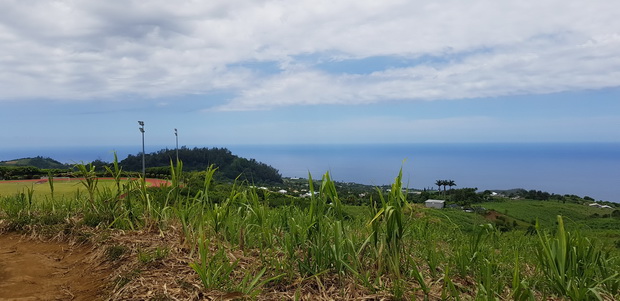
[434,179,456,193]
[118,147,283,184]
[0,147,283,184]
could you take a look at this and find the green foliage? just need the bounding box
[0,156,68,169]
[0,166,44,180]
[2,165,619,300]
[75,162,99,208]
[104,152,123,196]
[297,172,358,276]
[119,147,283,184]
[536,215,620,300]
[137,247,169,264]
[190,237,239,290]
[234,266,284,298]
[481,200,620,232]
[0,189,34,229]
[511,252,536,300]
[450,187,483,206]
[47,172,55,200]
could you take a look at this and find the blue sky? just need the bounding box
[1,0,619,149]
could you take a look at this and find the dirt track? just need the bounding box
[0,234,109,301]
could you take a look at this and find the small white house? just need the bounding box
[425,199,445,209]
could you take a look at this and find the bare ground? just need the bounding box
[0,233,110,301]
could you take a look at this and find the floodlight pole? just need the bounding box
[174,128,179,164]
[138,121,145,179]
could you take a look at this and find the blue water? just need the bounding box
[1,143,618,202]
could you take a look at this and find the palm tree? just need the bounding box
[435,180,443,192]
[447,180,456,191]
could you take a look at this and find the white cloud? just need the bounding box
[215,33,620,110]
[0,0,619,106]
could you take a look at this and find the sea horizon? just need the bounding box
[1,142,618,203]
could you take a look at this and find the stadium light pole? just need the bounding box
[174,128,179,164]
[138,121,145,179]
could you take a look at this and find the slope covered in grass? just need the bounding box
[480,200,617,228]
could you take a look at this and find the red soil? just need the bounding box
[0,234,110,300]
[484,210,502,221]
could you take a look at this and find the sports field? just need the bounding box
[0,178,169,199]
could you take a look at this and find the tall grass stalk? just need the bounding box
[235,267,284,298]
[536,215,619,300]
[442,266,462,300]
[366,168,408,284]
[198,164,218,206]
[511,252,535,301]
[189,234,239,290]
[47,171,55,200]
[104,152,123,199]
[75,162,99,210]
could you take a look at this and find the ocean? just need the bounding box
[1,143,618,202]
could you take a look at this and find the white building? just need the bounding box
[425,199,445,209]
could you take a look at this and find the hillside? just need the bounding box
[0,148,282,184]
[119,147,283,184]
[0,156,68,169]
[481,199,618,228]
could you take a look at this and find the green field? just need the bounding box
[0,179,134,199]
[481,199,620,251]
[480,199,617,228]
[1,167,619,300]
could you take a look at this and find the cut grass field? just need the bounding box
[0,178,169,199]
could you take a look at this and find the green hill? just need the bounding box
[0,156,68,169]
[119,147,283,184]
[480,199,620,231]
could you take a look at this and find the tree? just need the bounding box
[450,188,481,206]
[119,147,283,184]
[447,180,456,191]
[435,180,444,193]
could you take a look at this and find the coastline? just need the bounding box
[1,142,618,202]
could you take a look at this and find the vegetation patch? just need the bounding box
[0,159,618,300]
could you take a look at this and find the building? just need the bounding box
[425,199,445,209]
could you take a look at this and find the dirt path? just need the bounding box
[0,234,109,301]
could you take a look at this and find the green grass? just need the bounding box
[424,206,489,230]
[481,199,620,251]
[1,162,618,300]
[480,199,617,229]
[0,179,147,199]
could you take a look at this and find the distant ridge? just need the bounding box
[0,156,68,169]
[0,148,283,184]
